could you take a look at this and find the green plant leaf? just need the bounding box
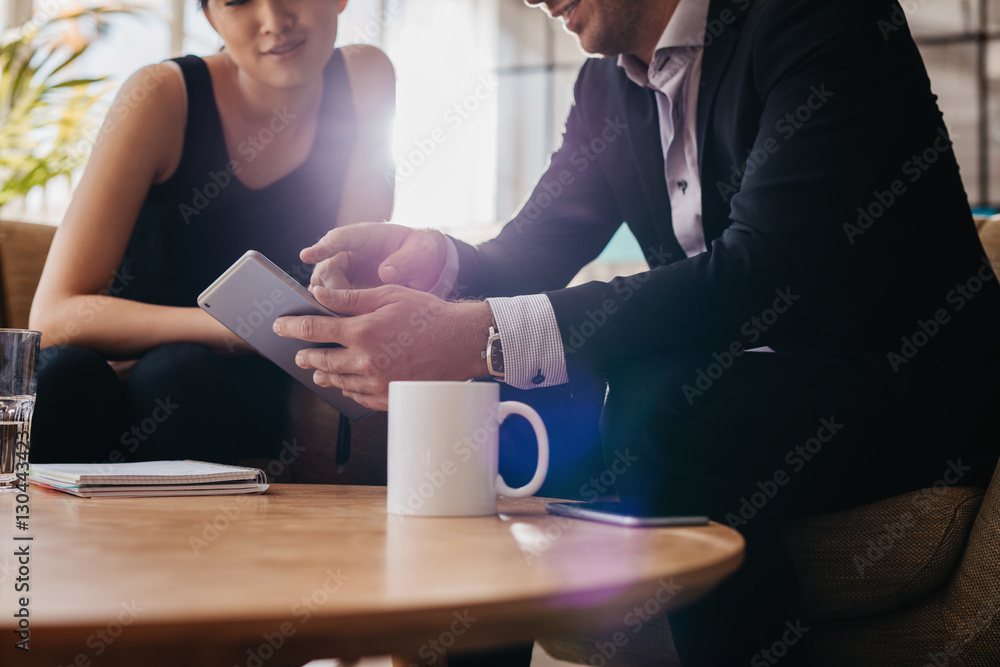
[0,3,143,206]
[39,44,83,82]
[49,76,108,89]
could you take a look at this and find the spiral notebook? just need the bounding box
[27,460,269,498]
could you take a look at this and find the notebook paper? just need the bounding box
[27,460,268,497]
[28,478,267,498]
[28,460,265,486]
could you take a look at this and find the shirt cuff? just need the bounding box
[428,234,460,299]
[485,295,569,390]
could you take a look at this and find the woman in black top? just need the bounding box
[29,0,395,464]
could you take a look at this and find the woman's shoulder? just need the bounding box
[108,61,187,139]
[104,61,188,184]
[338,45,395,123]
[339,44,394,79]
[115,61,187,110]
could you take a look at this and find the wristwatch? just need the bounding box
[485,326,504,381]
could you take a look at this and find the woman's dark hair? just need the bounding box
[199,0,208,11]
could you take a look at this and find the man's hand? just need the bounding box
[272,285,492,411]
[303,223,449,292]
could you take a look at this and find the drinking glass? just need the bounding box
[0,330,41,491]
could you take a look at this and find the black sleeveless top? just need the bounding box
[118,51,356,306]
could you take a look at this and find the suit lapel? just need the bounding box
[621,74,673,243]
[617,0,749,257]
[697,0,746,174]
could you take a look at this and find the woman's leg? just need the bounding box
[31,346,128,463]
[125,343,292,464]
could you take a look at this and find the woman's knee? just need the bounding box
[135,342,216,370]
[37,345,116,383]
[36,346,123,404]
[32,346,126,462]
[129,343,221,394]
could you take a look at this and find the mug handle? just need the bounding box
[494,401,549,498]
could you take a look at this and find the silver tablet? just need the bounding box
[198,250,373,421]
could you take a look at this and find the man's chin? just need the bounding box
[571,33,624,58]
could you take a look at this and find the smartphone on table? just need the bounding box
[545,501,710,527]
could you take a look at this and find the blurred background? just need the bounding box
[0,0,998,281]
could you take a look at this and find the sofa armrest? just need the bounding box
[284,382,388,485]
[944,460,1000,663]
[975,214,1000,276]
[0,219,57,329]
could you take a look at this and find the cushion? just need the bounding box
[975,214,1000,276]
[283,382,388,485]
[782,485,985,618]
[0,219,57,329]
[801,463,1000,666]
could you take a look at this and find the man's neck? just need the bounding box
[630,0,684,65]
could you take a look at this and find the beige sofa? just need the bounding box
[3,216,999,664]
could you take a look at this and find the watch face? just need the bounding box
[491,342,504,373]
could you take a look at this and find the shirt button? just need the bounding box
[532,371,545,385]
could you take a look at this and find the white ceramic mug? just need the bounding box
[387,381,549,517]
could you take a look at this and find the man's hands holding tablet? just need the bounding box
[302,222,450,291]
[273,223,490,411]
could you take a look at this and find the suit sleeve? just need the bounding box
[452,64,625,299]
[542,0,946,381]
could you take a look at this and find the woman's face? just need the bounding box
[204,0,347,90]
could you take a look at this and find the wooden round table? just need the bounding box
[0,484,743,666]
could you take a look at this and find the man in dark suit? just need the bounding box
[275,0,1000,662]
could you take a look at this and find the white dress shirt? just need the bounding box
[435,0,711,389]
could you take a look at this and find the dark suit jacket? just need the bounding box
[452,0,1000,417]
